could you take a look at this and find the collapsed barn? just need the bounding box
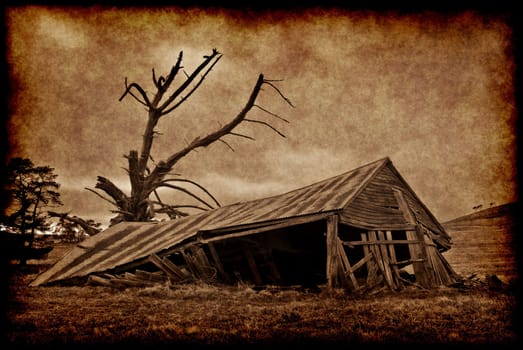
[30,157,459,293]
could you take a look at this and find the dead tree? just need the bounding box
[86,48,293,224]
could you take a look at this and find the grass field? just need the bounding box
[2,204,521,348]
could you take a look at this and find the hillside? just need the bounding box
[443,202,518,227]
[441,202,519,284]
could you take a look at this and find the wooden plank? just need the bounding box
[386,230,402,288]
[344,204,404,216]
[393,189,434,288]
[123,272,140,281]
[135,269,167,283]
[336,238,358,290]
[326,214,340,288]
[361,232,378,286]
[391,258,425,265]
[405,230,430,287]
[343,239,423,246]
[433,247,459,280]
[415,225,435,286]
[351,253,373,272]
[191,246,216,280]
[266,259,282,283]
[88,275,112,287]
[339,213,414,231]
[162,256,190,280]
[244,247,262,285]
[110,276,156,288]
[207,242,230,282]
[260,248,282,283]
[148,253,184,281]
[348,213,405,224]
[377,230,396,289]
[181,250,201,278]
[368,231,393,290]
[393,189,416,223]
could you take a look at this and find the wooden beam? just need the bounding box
[191,246,215,279]
[368,231,394,290]
[343,239,423,246]
[392,189,416,223]
[393,189,434,288]
[385,230,402,289]
[377,230,396,290]
[260,248,282,283]
[207,242,230,282]
[351,253,373,273]
[337,238,358,290]
[338,215,416,231]
[326,214,339,288]
[181,250,201,279]
[200,212,333,242]
[244,247,262,285]
[162,256,189,280]
[361,233,378,286]
[148,253,185,282]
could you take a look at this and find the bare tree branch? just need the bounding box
[94,49,293,225]
[152,202,210,212]
[160,52,184,93]
[85,187,119,207]
[263,81,295,108]
[158,48,221,111]
[253,104,290,123]
[150,51,184,106]
[218,138,235,152]
[146,73,266,185]
[228,132,256,141]
[244,118,286,138]
[159,178,221,207]
[110,209,135,216]
[119,78,151,107]
[156,183,215,209]
[161,55,223,116]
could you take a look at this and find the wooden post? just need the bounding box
[393,189,434,288]
[385,230,402,289]
[207,242,230,282]
[244,247,262,285]
[326,214,340,288]
[377,230,397,289]
[261,248,282,283]
[148,253,186,282]
[361,232,378,286]
[369,231,394,290]
[337,238,358,290]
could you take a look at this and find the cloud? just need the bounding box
[5,8,515,226]
[36,12,88,49]
[198,172,292,204]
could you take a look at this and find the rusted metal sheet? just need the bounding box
[30,157,450,286]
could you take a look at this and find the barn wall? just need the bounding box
[342,163,444,236]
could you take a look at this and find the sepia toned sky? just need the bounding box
[4,6,517,227]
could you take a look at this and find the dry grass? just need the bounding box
[2,213,521,348]
[3,263,519,348]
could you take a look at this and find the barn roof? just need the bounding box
[30,157,450,286]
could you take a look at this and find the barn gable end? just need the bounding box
[335,161,457,290]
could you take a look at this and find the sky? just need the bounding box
[3,6,518,227]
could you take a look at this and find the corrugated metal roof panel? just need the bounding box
[30,157,399,286]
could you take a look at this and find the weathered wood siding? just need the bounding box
[342,163,446,237]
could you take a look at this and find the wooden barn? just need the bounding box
[30,157,459,293]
